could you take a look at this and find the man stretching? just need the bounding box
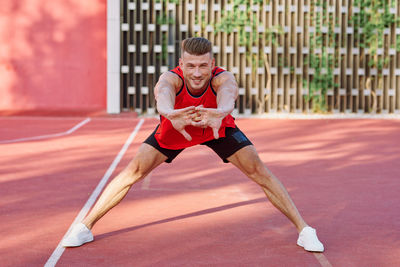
[62,37,324,252]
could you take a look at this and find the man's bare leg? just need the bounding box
[83,143,167,229]
[227,145,324,252]
[227,145,307,232]
[62,144,167,247]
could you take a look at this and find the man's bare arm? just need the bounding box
[194,71,238,139]
[214,71,239,115]
[154,72,196,141]
[154,72,181,117]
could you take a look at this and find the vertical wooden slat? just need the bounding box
[232,1,241,114]
[136,0,144,113]
[396,0,400,113]
[131,0,137,110]
[340,0,347,112]
[219,0,226,70]
[297,0,303,112]
[266,2,272,112]
[344,0,352,113]
[253,1,259,113]
[154,0,162,107]
[334,0,340,112]
[389,0,395,113]
[143,0,149,113]
[284,0,290,113]
[125,0,132,110]
[383,1,390,113]
[337,0,342,112]
[271,1,277,112]
[351,0,359,113]
[147,0,155,114]
[303,0,309,113]
[250,1,255,113]
[259,2,266,113]
[120,0,128,110]
[245,1,251,115]
[278,0,283,112]
[307,0,313,113]
[238,3,247,114]
[273,1,279,112]
[290,0,295,112]
[176,1,182,60]
[372,1,380,113]
[357,0,365,113]
[327,0,335,112]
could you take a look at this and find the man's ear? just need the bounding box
[179,58,183,68]
[211,58,215,69]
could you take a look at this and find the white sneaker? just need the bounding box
[297,226,324,252]
[62,223,94,247]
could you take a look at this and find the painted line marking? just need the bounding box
[44,118,145,267]
[0,118,91,144]
[313,252,333,267]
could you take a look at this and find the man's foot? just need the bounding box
[62,223,94,247]
[297,226,324,252]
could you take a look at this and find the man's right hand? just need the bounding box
[166,106,197,141]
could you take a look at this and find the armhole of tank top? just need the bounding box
[210,69,226,96]
[168,70,184,96]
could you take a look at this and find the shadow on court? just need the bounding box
[94,198,266,242]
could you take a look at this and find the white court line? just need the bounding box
[313,252,333,267]
[44,118,145,267]
[0,118,91,144]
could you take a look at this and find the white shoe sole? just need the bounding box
[297,240,324,252]
[62,235,94,247]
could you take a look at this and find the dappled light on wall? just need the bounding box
[0,0,107,113]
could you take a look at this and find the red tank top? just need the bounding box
[155,66,236,149]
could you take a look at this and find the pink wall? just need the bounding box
[0,0,107,113]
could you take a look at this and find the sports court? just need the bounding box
[1,115,399,266]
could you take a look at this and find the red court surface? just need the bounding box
[1,116,399,266]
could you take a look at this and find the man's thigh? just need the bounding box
[226,144,263,172]
[126,143,169,174]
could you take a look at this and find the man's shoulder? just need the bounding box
[169,66,182,76]
[212,66,226,76]
[210,69,237,92]
[158,69,184,93]
[211,68,234,82]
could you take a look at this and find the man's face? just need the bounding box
[179,51,215,93]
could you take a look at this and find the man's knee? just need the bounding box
[230,146,270,181]
[122,159,148,185]
[121,144,165,185]
[246,160,270,182]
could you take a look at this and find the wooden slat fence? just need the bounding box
[120,0,400,115]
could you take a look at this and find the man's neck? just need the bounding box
[185,80,210,96]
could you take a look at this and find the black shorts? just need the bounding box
[144,126,253,163]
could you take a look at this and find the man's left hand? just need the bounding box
[190,106,226,139]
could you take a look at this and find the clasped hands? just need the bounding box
[167,105,225,141]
